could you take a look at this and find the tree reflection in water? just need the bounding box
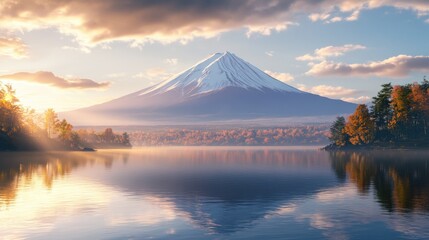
[330,151,429,212]
[0,151,129,207]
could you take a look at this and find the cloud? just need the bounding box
[1,1,428,46]
[0,37,28,59]
[133,68,173,81]
[309,13,331,22]
[327,16,343,23]
[341,96,371,103]
[164,58,178,66]
[296,44,366,62]
[306,55,429,77]
[307,1,429,23]
[0,0,300,46]
[0,71,110,89]
[297,84,358,98]
[246,22,297,37]
[264,70,294,82]
[297,83,369,103]
[346,10,360,21]
[265,51,274,57]
[62,45,91,54]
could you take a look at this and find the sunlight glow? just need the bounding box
[4,92,14,102]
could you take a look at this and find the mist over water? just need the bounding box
[0,147,428,239]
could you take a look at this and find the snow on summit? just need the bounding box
[140,51,301,97]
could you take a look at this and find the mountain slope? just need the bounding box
[64,52,356,125]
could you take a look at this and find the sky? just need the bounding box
[0,0,429,112]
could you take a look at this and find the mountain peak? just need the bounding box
[140,51,301,97]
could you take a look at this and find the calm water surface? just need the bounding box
[0,147,429,239]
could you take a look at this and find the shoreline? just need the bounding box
[322,143,429,151]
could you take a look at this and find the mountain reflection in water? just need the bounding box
[0,147,428,239]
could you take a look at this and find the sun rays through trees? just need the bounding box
[0,82,130,151]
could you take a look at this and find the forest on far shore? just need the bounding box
[327,80,429,149]
[128,126,330,146]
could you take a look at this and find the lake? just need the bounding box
[1,147,429,239]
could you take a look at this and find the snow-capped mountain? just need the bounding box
[64,52,356,125]
[140,51,300,97]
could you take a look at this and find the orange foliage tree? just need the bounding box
[344,104,375,145]
[409,83,429,136]
[388,86,411,139]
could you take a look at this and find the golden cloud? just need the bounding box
[0,71,110,89]
[296,44,366,62]
[297,84,358,98]
[0,37,27,59]
[264,70,294,82]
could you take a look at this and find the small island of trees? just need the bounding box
[326,80,429,149]
[0,83,131,151]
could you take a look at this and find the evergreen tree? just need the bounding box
[370,83,393,141]
[421,77,429,91]
[329,116,348,146]
[344,104,375,145]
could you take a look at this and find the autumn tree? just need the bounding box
[44,108,58,138]
[409,83,429,137]
[389,85,411,140]
[344,104,375,145]
[371,83,393,141]
[57,119,73,142]
[329,116,348,146]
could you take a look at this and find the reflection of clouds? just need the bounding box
[315,184,356,202]
[280,182,429,240]
[305,213,334,229]
[257,182,429,240]
[297,213,348,240]
[264,203,297,219]
[387,214,429,239]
